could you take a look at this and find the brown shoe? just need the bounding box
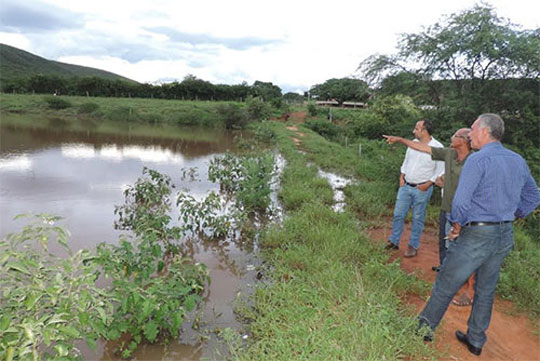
[404,245,417,257]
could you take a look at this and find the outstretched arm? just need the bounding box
[383,135,432,154]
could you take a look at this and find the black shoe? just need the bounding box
[431,266,440,272]
[384,242,399,250]
[456,330,482,356]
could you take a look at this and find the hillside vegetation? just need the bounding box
[0,43,136,83]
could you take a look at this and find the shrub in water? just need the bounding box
[0,214,112,360]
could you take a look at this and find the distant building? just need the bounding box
[315,100,366,109]
[315,100,339,106]
[342,101,366,108]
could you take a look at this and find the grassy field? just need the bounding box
[231,122,438,360]
[0,93,230,127]
[231,119,540,359]
[2,94,537,359]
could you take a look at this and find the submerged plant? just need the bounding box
[208,152,276,215]
[114,167,181,249]
[0,214,112,361]
[100,167,210,358]
[176,191,233,239]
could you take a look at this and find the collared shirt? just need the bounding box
[450,142,540,226]
[431,147,471,212]
[401,137,444,184]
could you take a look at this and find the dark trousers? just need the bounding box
[438,210,448,265]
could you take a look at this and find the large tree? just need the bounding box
[249,80,282,101]
[358,4,539,86]
[357,4,539,149]
[309,77,369,104]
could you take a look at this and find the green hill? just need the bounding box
[0,43,138,84]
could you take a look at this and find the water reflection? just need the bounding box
[61,143,186,164]
[0,121,265,360]
[0,154,32,171]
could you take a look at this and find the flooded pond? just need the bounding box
[0,119,276,360]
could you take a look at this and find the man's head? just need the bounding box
[469,113,504,149]
[413,119,433,141]
[450,128,471,150]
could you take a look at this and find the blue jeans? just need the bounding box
[389,184,433,249]
[419,222,514,348]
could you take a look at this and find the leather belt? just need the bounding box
[406,181,429,187]
[466,221,513,227]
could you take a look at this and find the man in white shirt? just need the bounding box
[385,120,444,257]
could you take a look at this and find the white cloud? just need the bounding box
[1,0,539,93]
[0,32,31,49]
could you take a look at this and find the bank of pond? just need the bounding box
[1,103,538,360]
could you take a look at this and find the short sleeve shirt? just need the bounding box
[431,147,470,212]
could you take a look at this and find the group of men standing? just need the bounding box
[382,114,540,356]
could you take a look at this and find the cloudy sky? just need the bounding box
[1,0,538,94]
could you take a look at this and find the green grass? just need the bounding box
[234,121,435,360]
[0,93,235,127]
[498,227,540,320]
[236,118,539,359]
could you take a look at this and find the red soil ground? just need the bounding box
[367,225,540,361]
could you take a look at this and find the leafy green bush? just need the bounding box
[176,191,233,239]
[78,102,100,114]
[114,167,179,246]
[305,117,342,140]
[217,103,248,129]
[103,167,209,357]
[208,152,276,215]
[370,94,421,136]
[345,111,388,139]
[0,214,112,361]
[106,106,139,121]
[307,102,318,116]
[96,242,207,358]
[247,96,270,121]
[253,124,277,144]
[43,96,72,110]
[139,112,164,124]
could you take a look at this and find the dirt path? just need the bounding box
[367,225,540,361]
[288,111,307,123]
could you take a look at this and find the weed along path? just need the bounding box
[368,225,540,361]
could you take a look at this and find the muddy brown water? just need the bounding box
[0,121,267,360]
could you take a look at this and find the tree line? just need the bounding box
[1,74,290,103]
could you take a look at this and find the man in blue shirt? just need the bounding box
[418,114,540,356]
